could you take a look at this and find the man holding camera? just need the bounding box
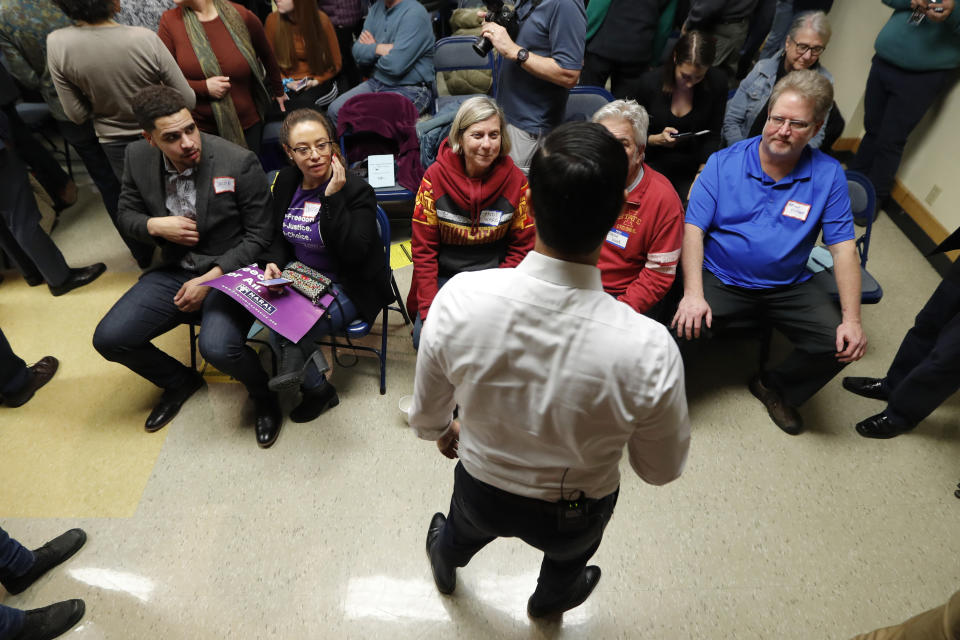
[479,0,586,173]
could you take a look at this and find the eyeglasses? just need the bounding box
[768,115,812,132]
[291,141,333,157]
[788,37,825,56]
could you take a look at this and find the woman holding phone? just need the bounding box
[635,31,726,201]
[260,109,391,434]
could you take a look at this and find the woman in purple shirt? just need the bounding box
[262,109,391,429]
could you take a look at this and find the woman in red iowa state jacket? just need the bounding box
[408,97,535,349]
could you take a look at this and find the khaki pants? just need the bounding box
[850,589,960,640]
[506,123,541,175]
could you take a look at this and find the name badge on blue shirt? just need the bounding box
[605,228,629,249]
[782,200,811,222]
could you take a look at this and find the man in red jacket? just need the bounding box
[593,100,684,320]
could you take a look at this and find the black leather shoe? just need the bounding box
[3,356,59,408]
[254,393,282,448]
[425,512,455,594]
[855,412,914,439]
[749,375,803,435]
[48,263,106,296]
[10,599,85,640]
[842,376,891,401]
[145,372,204,433]
[289,382,339,423]
[527,566,601,618]
[0,529,86,595]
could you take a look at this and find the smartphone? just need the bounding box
[670,129,711,140]
[261,277,292,286]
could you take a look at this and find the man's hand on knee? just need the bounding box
[174,278,210,312]
[671,295,712,340]
[835,321,867,363]
[147,216,199,246]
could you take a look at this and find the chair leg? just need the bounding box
[189,323,198,371]
[391,274,411,325]
[379,306,388,395]
[758,324,772,374]
[63,138,73,178]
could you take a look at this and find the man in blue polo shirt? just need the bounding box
[672,69,867,435]
[479,0,585,173]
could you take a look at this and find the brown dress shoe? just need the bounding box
[4,356,59,408]
[749,375,803,435]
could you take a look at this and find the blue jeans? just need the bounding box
[411,276,450,351]
[326,78,433,126]
[0,526,35,638]
[758,0,793,60]
[269,285,358,390]
[93,268,270,397]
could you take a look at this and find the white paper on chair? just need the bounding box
[368,154,395,188]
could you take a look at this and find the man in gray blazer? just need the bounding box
[93,85,281,448]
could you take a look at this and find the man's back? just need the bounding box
[414,251,690,501]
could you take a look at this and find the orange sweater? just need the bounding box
[264,11,341,84]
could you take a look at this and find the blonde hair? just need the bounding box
[449,96,511,158]
[769,69,834,123]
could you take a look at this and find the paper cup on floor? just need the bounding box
[398,395,413,425]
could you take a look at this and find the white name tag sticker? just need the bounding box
[303,201,322,218]
[478,210,503,226]
[213,177,235,194]
[605,228,629,249]
[782,200,811,221]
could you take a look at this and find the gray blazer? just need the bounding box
[117,133,274,274]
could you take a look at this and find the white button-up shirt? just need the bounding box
[411,251,691,501]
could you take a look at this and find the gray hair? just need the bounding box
[769,69,834,123]
[591,99,650,147]
[449,96,511,157]
[788,10,831,45]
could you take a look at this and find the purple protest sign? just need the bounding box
[202,265,333,342]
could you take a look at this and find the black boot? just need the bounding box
[290,382,339,423]
[268,339,306,391]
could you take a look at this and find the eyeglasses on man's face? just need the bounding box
[767,115,813,132]
[291,141,333,158]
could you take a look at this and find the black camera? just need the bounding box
[474,0,520,57]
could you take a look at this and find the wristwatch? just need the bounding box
[516,48,529,66]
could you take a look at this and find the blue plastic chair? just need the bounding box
[563,85,615,123]
[313,205,410,395]
[806,170,883,304]
[433,35,500,113]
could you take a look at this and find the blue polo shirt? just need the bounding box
[498,0,585,134]
[686,137,854,289]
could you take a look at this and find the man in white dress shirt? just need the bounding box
[410,122,691,619]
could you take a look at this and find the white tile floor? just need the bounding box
[2,170,959,639]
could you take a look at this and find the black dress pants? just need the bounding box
[0,147,70,286]
[580,51,648,100]
[883,262,960,426]
[848,55,954,200]
[434,462,618,600]
[699,270,845,407]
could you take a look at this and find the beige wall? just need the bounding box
[822,1,960,236]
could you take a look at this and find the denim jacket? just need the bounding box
[722,54,833,149]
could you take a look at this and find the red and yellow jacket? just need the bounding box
[598,164,683,314]
[407,139,535,319]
